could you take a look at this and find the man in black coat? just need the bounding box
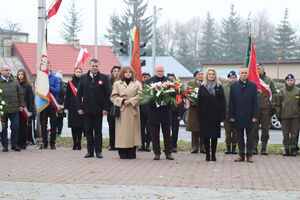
[146,64,174,160]
[229,67,258,163]
[76,58,111,158]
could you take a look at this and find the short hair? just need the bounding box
[110,65,121,74]
[90,58,98,64]
[74,67,83,73]
[167,73,175,77]
[118,66,136,81]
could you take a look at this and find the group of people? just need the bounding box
[0,59,299,163]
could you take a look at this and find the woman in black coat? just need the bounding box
[197,68,225,161]
[64,67,84,150]
[17,69,36,149]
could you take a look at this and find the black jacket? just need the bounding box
[229,79,259,128]
[76,71,111,115]
[146,75,172,124]
[197,84,225,139]
[57,80,67,105]
[64,75,84,127]
[19,82,36,118]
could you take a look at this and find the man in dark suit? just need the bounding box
[146,64,174,160]
[76,58,111,158]
[229,67,258,163]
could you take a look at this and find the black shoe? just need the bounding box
[145,142,151,152]
[12,146,21,151]
[96,153,103,158]
[231,145,238,154]
[153,154,160,160]
[211,154,216,161]
[73,145,77,150]
[172,147,177,153]
[84,153,94,158]
[290,148,297,157]
[261,148,268,155]
[191,149,198,154]
[20,145,26,150]
[2,147,8,152]
[40,144,48,149]
[78,144,82,150]
[200,150,206,154]
[283,149,289,156]
[252,148,258,155]
[50,145,56,150]
[166,154,174,160]
[205,152,210,161]
[109,147,117,151]
[225,145,231,154]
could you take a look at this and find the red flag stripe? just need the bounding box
[131,27,142,82]
[46,0,62,20]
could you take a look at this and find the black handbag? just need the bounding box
[110,105,120,117]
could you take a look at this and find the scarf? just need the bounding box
[206,81,216,96]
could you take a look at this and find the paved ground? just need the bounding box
[0,147,300,199]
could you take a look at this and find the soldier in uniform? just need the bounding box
[276,74,300,156]
[186,67,205,154]
[252,62,277,155]
[223,71,238,154]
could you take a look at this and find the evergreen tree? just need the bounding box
[219,4,246,62]
[60,0,83,44]
[199,12,220,62]
[105,0,152,55]
[274,8,298,60]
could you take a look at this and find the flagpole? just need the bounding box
[94,0,98,59]
[152,5,157,75]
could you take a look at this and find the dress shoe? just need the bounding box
[12,146,21,151]
[247,157,254,163]
[172,147,177,153]
[191,149,198,154]
[290,148,297,157]
[153,154,160,160]
[145,142,151,152]
[231,145,238,154]
[109,147,117,151]
[20,145,26,150]
[252,148,258,155]
[166,154,174,160]
[234,156,245,162]
[50,144,56,150]
[261,148,268,155]
[73,145,77,150]
[78,144,82,150]
[283,149,289,156]
[205,152,210,161]
[211,154,216,161]
[2,147,8,152]
[96,153,103,158]
[200,150,206,154]
[225,145,231,154]
[84,153,94,158]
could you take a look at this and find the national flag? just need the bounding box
[244,35,272,100]
[49,93,60,114]
[74,48,90,68]
[131,26,142,82]
[21,107,32,121]
[35,35,50,113]
[46,0,63,21]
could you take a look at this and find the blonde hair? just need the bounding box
[202,68,221,87]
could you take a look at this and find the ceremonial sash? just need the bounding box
[68,79,77,96]
[21,106,31,121]
[49,93,60,114]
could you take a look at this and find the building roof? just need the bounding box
[0,56,28,76]
[13,42,122,76]
[117,56,193,78]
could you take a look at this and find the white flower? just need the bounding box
[1,101,5,105]
[0,105,3,109]
[0,89,2,93]
[0,111,3,115]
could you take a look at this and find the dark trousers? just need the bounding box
[18,112,27,147]
[236,128,253,158]
[26,120,35,144]
[71,127,83,146]
[84,114,103,154]
[40,105,57,146]
[203,138,218,152]
[118,147,136,159]
[149,123,172,155]
[140,115,151,143]
[171,114,180,148]
[107,114,115,149]
[1,113,19,148]
[57,114,64,135]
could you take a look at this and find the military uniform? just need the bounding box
[252,73,276,154]
[223,82,238,154]
[276,82,300,156]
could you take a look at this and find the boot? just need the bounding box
[205,151,210,161]
[73,144,77,150]
[77,142,82,150]
[290,148,297,157]
[225,145,231,154]
[138,142,146,151]
[153,154,160,160]
[231,145,238,154]
[145,142,151,152]
[211,139,217,161]
[204,139,210,161]
[252,147,258,155]
[166,154,174,160]
[283,149,289,156]
[261,147,268,155]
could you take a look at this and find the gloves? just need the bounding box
[277,117,281,122]
[269,109,275,116]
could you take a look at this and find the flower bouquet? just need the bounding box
[140,81,195,108]
[0,88,5,132]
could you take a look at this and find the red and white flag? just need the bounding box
[21,107,32,121]
[74,48,90,68]
[49,93,60,114]
[46,0,63,21]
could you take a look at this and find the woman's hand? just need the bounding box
[124,100,131,106]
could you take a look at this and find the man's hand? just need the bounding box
[78,110,83,115]
[19,107,24,112]
[178,116,182,120]
[252,118,258,123]
[229,118,235,122]
[124,100,131,106]
[102,110,108,115]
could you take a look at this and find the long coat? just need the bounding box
[110,80,142,148]
[64,75,84,128]
[186,80,201,132]
[146,76,172,124]
[229,79,259,128]
[197,84,225,139]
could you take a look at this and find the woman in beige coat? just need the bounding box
[110,66,142,159]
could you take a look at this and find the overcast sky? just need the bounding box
[1,0,300,45]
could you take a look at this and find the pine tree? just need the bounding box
[274,8,298,60]
[199,12,220,62]
[60,0,83,44]
[219,4,246,62]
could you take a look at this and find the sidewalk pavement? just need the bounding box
[0,147,300,199]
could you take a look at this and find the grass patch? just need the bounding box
[53,137,286,155]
